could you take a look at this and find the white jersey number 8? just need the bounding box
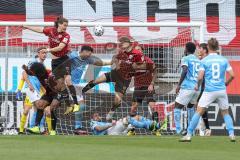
[212,63,220,79]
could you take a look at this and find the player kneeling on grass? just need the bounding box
[90,113,167,136]
[180,38,236,142]
[17,48,48,134]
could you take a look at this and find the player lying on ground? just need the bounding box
[65,45,112,135]
[129,45,159,120]
[90,113,167,136]
[17,47,47,134]
[82,36,147,120]
[173,42,201,135]
[180,38,235,142]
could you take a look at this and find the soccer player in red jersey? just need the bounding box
[24,16,79,135]
[129,46,158,118]
[82,36,145,120]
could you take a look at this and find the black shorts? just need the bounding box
[104,69,131,94]
[132,86,155,104]
[41,88,70,104]
[51,55,71,79]
[197,89,204,102]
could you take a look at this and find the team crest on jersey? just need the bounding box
[63,37,69,43]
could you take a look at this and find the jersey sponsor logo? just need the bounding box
[50,37,60,43]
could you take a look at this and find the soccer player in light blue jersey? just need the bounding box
[65,45,112,135]
[180,38,235,142]
[174,42,201,134]
[90,112,166,136]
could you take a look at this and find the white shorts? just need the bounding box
[198,90,229,110]
[25,88,41,103]
[175,89,200,106]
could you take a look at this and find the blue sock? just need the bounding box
[129,117,151,129]
[174,108,181,134]
[40,115,45,131]
[187,112,200,135]
[187,107,195,126]
[29,111,37,128]
[223,114,234,136]
[74,104,86,129]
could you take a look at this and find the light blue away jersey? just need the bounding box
[180,54,201,90]
[90,120,111,135]
[199,53,232,92]
[69,51,97,85]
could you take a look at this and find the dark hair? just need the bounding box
[208,38,219,51]
[54,16,68,28]
[199,43,208,53]
[135,45,144,51]
[119,36,131,43]
[37,46,47,53]
[185,42,196,54]
[81,45,94,52]
[22,62,48,86]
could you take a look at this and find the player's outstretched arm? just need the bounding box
[23,26,43,33]
[47,42,66,53]
[93,59,112,66]
[225,69,234,86]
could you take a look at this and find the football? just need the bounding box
[93,24,104,36]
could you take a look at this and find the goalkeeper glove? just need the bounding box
[16,90,23,101]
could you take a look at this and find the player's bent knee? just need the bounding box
[35,100,46,109]
[50,100,60,110]
[221,109,229,116]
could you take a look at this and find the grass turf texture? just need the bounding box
[0,136,239,160]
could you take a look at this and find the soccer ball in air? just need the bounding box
[93,25,104,36]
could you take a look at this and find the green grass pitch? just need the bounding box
[0,136,239,160]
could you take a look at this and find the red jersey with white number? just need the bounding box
[43,27,70,57]
[134,56,155,88]
[116,48,144,80]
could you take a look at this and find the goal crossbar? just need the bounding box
[0,21,204,42]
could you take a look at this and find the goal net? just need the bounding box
[0,22,203,135]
